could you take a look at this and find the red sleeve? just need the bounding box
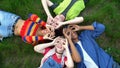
[43,47,51,55]
[64,56,67,62]
[43,46,54,55]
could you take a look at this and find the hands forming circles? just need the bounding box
[47,16,63,29]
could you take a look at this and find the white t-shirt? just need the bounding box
[77,41,98,68]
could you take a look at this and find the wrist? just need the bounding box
[78,26,82,31]
[47,14,52,18]
[67,38,72,41]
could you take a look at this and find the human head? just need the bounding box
[70,30,79,41]
[53,14,65,22]
[54,36,66,54]
[48,14,65,28]
[36,27,55,37]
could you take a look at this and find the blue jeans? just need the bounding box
[0,10,20,40]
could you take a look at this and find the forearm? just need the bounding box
[34,42,53,52]
[68,39,81,63]
[62,17,84,25]
[41,0,53,17]
[78,25,94,31]
[65,46,74,68]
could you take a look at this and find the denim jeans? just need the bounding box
[0,10,20,41]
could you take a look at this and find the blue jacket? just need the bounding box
[75,22,114,68]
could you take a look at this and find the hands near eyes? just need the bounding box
[68,24,80,31]
[43,24,55,40]
[52,36,68,49]
[47,15,63,29]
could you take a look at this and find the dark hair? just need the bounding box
[55,27,64,37]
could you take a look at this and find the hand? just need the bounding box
[62,39,68,49]
[46,24,55,32]
[53,15,65,29]
[68,24,80,31]
[43,33,55,40]
[63,28,71,40]
[46,19,60,29]
[55,21,63,29]
[51,37,60,45]
[47,16,54,25]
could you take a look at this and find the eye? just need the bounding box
[69,25,73,28]
[55,23,58,25]
[50,23,52,25]
[56,41,59,43]
[63,42,65,45]
[67,32,70,35]
[48,34,50,37]
[72,28,75,30]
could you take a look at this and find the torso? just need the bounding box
[14,19,25,35]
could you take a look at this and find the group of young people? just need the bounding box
[0,0,120,68]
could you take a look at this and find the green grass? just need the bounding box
[0,0,120,68]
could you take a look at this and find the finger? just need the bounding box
[51,36,55,39]
[70,27,76,31]
[68,25,73,29]
[63,28,66,34]
[65,39,68,45]
[49,38,54,40]
[46,33,50,37]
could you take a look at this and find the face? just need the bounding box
[41,29,50,35]
[54,15,65,22]
[71,31,78,40]
[55,37,66,54]
[47,15,65,28]
[36,27,55,36]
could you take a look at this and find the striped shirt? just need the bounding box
[20,14,46,44]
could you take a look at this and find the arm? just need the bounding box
[62,17,84,25]
[68,39,81,63]
[69,22,105,38]
[34,37,59,53]
[22,33,54,45]
[34,40,54,53]
[22,36,43,44]
[28,14,47,27]
[68,24,94,32]
[63,28,81,63]
[64,39,74,68]
[28,14,56,30]
[41,0,53,18]
[55,17,84,29]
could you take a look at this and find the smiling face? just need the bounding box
[36,27,55,36]
[47,15,65,28]
[71,31,78,40]
[54,37,66,54]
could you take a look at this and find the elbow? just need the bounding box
[74,58,81,63]
[72,55,82,63]
[34,45,41,53]
[34,46,38,52]
[73,57,81,63]
[81,16,84,22]
[67,64,74,68]
[76,17,84,23]
[93,22,105,31]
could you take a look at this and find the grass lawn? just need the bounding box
[0,0,120,68]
